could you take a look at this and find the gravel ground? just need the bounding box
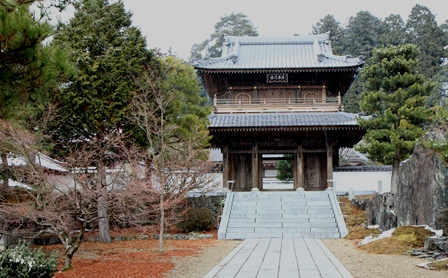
[167,239,242,278]
[322,239,447,278]
[167,238,447,278]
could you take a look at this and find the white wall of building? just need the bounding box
[333,171,391,194]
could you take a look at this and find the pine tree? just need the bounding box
[0,0,52,120]
[189,12,258,62]
[357,44,434,193]
[0,0,72,192]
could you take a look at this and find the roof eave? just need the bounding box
[196,66,363,74]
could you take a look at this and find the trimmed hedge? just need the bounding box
[177,207,215,232]
[0,243,58,278]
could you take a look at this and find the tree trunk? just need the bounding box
[97,161,111,243]
[62,234,83,270]
[1,152,9,192]
[391,156,400,194]
[159,192,164,252]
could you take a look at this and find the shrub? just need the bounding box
[0,243,58,278]
[177,207,215,232]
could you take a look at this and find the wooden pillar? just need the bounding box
[296,86,301,102]
[258,154,263,190]
[295,146,305,190]
[327,144,334,189]
[253,87,258,103]
[222,146,229,189]
[322,85,327,103]
[228,87,233,99]
[251,144,260,191]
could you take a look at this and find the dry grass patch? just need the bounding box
[428,259,448,271]
[339,196,382,240]
[359,226,436,255]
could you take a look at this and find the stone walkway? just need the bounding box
[204,238,353,278]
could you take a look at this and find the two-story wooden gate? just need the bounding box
[194,34,366,191]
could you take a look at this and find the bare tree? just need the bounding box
[0,120,132,270]
[129,70,214,252]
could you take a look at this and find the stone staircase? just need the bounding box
[218,190,347,240]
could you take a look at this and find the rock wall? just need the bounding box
[367,133,448,234]
[366,192,397,231]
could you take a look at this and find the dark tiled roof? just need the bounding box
[208,112,363,129]
[194,34,364,71]
[334,166,392,172]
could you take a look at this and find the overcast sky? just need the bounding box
[51,0,448,60]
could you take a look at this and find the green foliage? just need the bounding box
[53,0,154,141]
[378,14,407,46]
[0,1,60,121]
[342,11,383,59]
[357,44,434,165]
[424,105,448,164]
[405,5,447,78]
[343,77,364,113]
[184,196,225,219]
[311,14,344,55]
[0,243,58,278]
[276,155,293,181]
[177,207,215,232]
[189,12,258,62]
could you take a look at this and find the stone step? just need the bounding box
[228,217,336,223]
[226,227,340,233]
[227,222,338,228]
[229,208,334,214]
[229,213,336,219]
[224,232,341,239]
[230,204,332,210]
[218,191,347,240]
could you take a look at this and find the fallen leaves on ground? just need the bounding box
[43,232,217,278]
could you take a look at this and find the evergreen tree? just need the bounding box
[0,0,72,191]
[161,56,210,147]
[342,11,383,59]
[52,0,155,243]
[357,44,434,193]
[379,14,407,46]
[342,78,364,113]
[405,5,447,78]
[276,155,293,181]
[311,15,344,55]
[189,12,258,62]
[340,11,384,113]
[0,0,52,120]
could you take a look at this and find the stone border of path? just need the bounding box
[204,238,353,278]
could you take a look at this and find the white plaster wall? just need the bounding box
[333,171,392,194]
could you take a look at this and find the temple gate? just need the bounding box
[194,34,365,191]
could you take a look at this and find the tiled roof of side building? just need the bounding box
[194,34,364,71]
[334,165,392,172]
[208,112,365,129]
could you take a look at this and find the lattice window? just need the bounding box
[236,93,251,104]
[303,92,320,103]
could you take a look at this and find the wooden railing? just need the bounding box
[213,96,342,113]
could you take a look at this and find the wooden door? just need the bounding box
[304,153,327,191]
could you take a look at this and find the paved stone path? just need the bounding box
[204,238,353,278]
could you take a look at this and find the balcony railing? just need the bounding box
[213,96,342,113]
